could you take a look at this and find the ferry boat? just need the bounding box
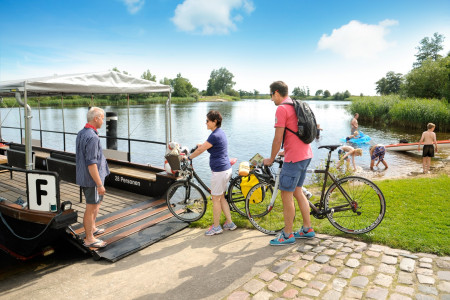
[0,71,188,261]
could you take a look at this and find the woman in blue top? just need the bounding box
[188,110,236,236]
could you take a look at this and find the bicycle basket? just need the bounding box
[165,153,182,171]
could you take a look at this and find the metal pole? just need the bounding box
[19,102,23,144]
[106,112,118,150]
[61,94,66,151]
[127,94,131,162]
[38,98,42,147]
[0,97,2,141]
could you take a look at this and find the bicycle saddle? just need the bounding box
[318,145,341,151]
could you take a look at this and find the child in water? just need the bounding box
[336,146,363,172]
[346,131,360,142]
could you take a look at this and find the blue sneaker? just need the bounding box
[294,226,315,239]
[269,231,295,246]
[223,222,237,231]
[205,225,223,236]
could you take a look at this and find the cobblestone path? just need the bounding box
[226,234,450,300]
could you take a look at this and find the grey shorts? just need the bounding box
[82,186,103,204]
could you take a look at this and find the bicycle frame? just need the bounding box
[178,160,211,194]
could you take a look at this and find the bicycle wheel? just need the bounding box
[166,181,207,222]
[226,176,247,217]
[324,176,386,234]
[245,182,284,235]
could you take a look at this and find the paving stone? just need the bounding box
[252,290,273,300]
[302,253,316,261]
[399,257,416,272]
[292,279,307,288]
[329,242,344,249]
[287,267,300,275]
[339,267,353,279]
[400,253,418,259]
[332,237,351,243]
[441,294,450,300]
[365,287,389,300]
[332,278,348,291]
[389,293,412,300]
[227,291,250,300]
[305,263,322,274]
[364,257,379,265]
[345,287,364,299]
[350,253,363,259]
[419,263,432,269]
[358,265,375,276]
[438,281,450,293]
[243,279,266,295]
[419,257,433,263]
[384,249,400,257]
[329,258,344,267]
[395,285,415,296]
[397,272,414,285]
[368,244,385,252]
[417,274,435,284]
[323,249,336,256]
[259,270,277,282]
[297,244,313,253]
[312,246,326,253]
[321,265,338,275]
[438,271,450,281]
[267,279,287,292]
[374,273,394,287]
[298,272,314,281]
[305,239,320,246]
[300,288,320,297]
[294,260,308,268]
[308,280,326,291]
[282,288,299,299]
[341,246,353,253]
[314,255,330,264]
[418,285,438,295]
[285,253,302,262]
[417,268,433,276]
[350,276,369,288]
[366,250,381,257]
[354,245,368,253]
[378,263,397,274]
[271,261,294,274]
[316,273,332,281]
[320,239,333,246]
[437,259,450,269]
[322,290,342,300]
[382,254,398,265]
[415,294,435,300]
[345,258,360,268]
[335,252,348,260]
[279,273,294,282]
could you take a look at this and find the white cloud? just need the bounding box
[318,19,399,59]
[171,0,254,35]
[122,0,145,14]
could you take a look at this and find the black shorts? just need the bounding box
[422,145,434,157]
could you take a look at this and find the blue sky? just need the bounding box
[1,0,449,96]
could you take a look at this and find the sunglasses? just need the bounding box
[270,90,278,96]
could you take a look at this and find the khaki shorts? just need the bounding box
[211,168,232,196]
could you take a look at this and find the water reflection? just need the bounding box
[1,100,448,185]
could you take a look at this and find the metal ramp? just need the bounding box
[67,198,188,262]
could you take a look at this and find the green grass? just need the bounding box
[191,174,450,255]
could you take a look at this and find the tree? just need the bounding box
[253,90,259,97]
[323,90,331,98]
[292,86,307,98]
[315,89,323,96]
[403,56,450,99]
[206,67,235,95]
[111,67,129,75]
[141,69,156,81]
[343,90,351,98]
[376,71,403,95]
[413,32,445,68]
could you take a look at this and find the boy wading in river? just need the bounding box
[418,123,438,174]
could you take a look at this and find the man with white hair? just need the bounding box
[76,107,110,248]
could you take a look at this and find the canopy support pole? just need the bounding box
[127,94,131,162]
[61,95,66,151]
[15,89,33,170]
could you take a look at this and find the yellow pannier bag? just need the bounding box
[240,174,263,204]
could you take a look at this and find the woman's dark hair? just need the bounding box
[207,110,222,128]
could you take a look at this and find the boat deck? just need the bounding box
[0,170,188,261]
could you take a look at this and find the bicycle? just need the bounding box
[165,147,253,222]
[245,144,386,235]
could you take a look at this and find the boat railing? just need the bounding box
[1,125,165,162]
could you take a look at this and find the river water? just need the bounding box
[1,100,449,184]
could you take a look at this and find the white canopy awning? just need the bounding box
[0,71,172,96]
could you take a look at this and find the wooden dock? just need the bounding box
[0,170,188,262]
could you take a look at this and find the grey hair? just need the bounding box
[87,107,105,122]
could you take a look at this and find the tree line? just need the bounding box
[375,33,449,100]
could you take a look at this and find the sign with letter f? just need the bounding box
[27,173,58,212]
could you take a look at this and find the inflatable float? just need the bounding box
[340,131,371,144]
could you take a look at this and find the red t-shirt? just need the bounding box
[275,98,313,163]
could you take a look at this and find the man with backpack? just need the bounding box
[263,81,315,246]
